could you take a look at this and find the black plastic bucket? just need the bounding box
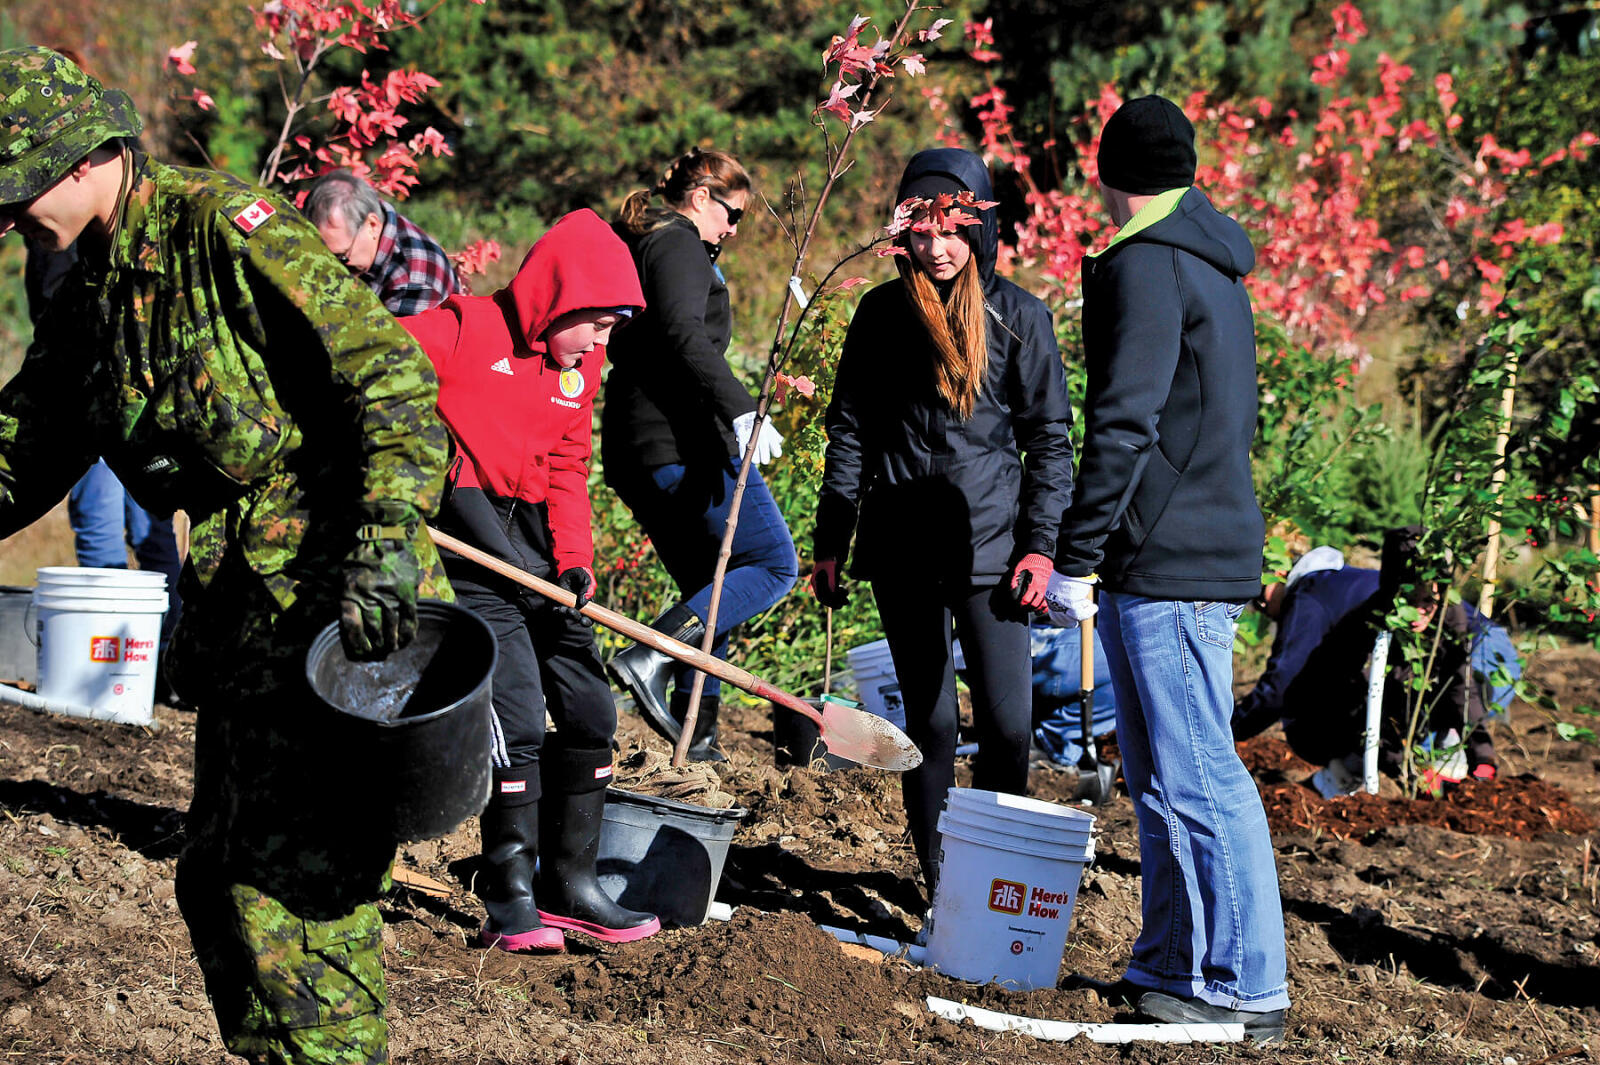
[597,789,745,927]
[305,600,497,843]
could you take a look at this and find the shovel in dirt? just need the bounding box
[428,530,923,772]
[1073,608,1118,805]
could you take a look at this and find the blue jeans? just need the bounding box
[1030,623,1119,765]
[68,459,184,640]
[1098,592,1290,1011]
[611,460,797,697]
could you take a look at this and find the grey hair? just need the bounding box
[301,170,383,233]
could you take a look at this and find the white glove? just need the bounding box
[1044,572,1098,628]
[732,411,784,467]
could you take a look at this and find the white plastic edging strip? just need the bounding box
[818,924,928,966]
[0,682,100,721]
[706,902,735,922]
[925,997,1244,1044]
[1364,630,1392,794]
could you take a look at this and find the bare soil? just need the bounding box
[2,645,1597,1064]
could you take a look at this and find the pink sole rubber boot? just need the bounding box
[480,923,566,954]
[537,910,662,944]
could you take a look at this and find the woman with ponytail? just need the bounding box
[603,147,798,761]
[811,148,1074,901]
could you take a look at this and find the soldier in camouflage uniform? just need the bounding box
[0,48,452,1064]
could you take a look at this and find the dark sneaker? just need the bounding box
[1136,991,1287,1043]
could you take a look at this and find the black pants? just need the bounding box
[874,578,1032,893]
[451,574,617,801]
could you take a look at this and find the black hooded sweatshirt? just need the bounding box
[1054,186,1264,601]
[814,148,1074,584]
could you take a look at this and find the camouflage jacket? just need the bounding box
[0,153,452,701]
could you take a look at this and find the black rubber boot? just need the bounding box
[605,603,705,744]
[477,791,564,953]
[536,745,662,943]
[671,691,727,763]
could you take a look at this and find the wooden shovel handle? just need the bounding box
[427,528,823,727]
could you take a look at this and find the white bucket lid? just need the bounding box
[37,566,167,590]
[34,584,170,601]
[34,591,170,612]
[946,788,1097,827]
[940,805,1093,852]
[846,639,895,667]
[938,811,1095,862]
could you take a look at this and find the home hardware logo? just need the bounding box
[989,878,1025,915]
[89,636,121,663]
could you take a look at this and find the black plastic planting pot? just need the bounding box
[597,789,746,927]
[306,600,497,843]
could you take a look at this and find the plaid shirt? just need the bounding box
[360,202,461,317]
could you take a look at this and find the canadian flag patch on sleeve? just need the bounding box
[231,198,276,235]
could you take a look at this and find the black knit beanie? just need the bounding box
[1097,94,1197,195]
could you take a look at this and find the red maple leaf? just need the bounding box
[166,41,198,76]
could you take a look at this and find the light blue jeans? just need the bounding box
[1098,592,1290,1011]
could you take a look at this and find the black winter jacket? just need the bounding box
[602,213,755,476]
[1054,186,1265,602]
[814,149,1075,584]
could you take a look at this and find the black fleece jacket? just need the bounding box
[601,213,755,476]
[1054,186,1265,602]
[814,148,1075,584]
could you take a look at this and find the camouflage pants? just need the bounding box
[177,695,396,1065]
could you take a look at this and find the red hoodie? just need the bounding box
[403,209,645,577]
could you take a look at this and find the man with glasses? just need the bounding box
[303,169,460,316]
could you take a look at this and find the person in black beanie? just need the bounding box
[1044,94,1291,1040]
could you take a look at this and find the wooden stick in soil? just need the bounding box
[824,607,833,694]
[673,1,927,765]
[1476,349,1519,617]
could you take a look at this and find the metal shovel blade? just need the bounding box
[814,697,923,772]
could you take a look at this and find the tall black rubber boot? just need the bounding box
[536,744,662,943]
[671,690,727,763]
[605,603,705,744]
[477,776,564,953]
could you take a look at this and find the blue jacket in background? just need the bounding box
[1233,566,1521,741]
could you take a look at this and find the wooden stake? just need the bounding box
[1589,486,1599,555]
[1477,351,1520,618]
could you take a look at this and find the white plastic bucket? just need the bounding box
[845,638,906,730]
[34,567,168,726]
[924,788,1095,991]
[945,790,1096,847]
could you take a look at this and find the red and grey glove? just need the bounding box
[555,566,596,625]
[1009,553,1055,612]
[810,558,849,609]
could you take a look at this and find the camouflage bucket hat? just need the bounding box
[0,46,142,206]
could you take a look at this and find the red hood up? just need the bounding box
[500,208,645,351]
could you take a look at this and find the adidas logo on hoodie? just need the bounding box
[489,357,514,376]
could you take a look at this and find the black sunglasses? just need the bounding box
[708,191,744,226]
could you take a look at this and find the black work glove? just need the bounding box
[340,501,423,660]
[555,566,596,627]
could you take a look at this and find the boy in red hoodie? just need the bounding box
[403,209,654,953]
